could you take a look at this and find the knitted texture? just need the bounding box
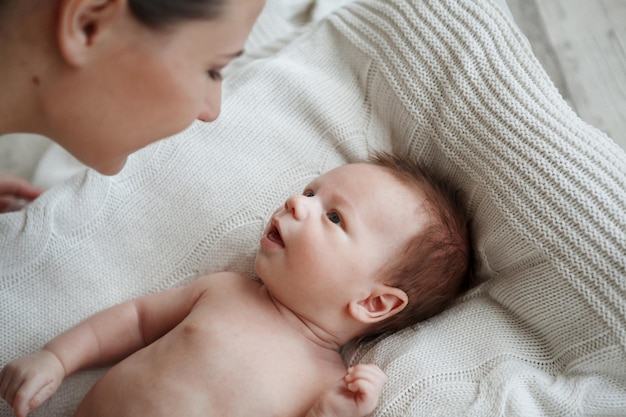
[2,0,625,415]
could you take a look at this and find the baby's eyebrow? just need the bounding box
[321,188,356,215]
[304,179,319,190]
[331,193,352,210]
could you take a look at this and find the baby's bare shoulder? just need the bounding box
[192,271,260,292]
[187,272,266,314]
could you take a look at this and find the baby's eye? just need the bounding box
[327,211,342,225]
[303,190,315,197]
[207,70,222,81]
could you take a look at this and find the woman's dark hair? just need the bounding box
[128,0,226,28]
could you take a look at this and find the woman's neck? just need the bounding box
[0,1,55,136]
[0,63,47,136]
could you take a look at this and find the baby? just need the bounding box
[0,152,472,417]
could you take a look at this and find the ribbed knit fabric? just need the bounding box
[2,0,625,416]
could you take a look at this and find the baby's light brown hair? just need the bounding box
[358,151,474,344]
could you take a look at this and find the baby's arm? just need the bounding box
[306,364,387,417]
[0,274,217,417]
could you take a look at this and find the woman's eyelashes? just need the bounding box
[207,70,223,81]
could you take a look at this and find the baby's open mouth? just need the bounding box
[267,223,284,248]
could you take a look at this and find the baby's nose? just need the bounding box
[284,195,309,220]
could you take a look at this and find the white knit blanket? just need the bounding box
[2,0,626,415]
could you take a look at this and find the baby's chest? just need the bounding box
[166,301,336,412]
[176,305,307,374]
[147,318,326,415]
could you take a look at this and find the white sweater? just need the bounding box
[1,0,625,415]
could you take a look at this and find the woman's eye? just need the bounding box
[303,190,315,197]
[208,70,222,81]
[327,211,342,225]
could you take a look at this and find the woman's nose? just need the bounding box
[197,86,222,123]
[284,195,310,220]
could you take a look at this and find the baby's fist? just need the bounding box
[0,350,65,417]
[310,364,387,417]
[342,364,386,415]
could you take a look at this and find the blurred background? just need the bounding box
[508,0,626,151]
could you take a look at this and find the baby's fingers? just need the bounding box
[0,366,21,407]
[343,365,387,414]
[345,364,387,389]
[6,375,55,417]
[16,386,52,417]
[1,378,30,417]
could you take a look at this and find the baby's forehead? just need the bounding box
[326,163,426,210]
[314,162,391,183]
[312,163,421,198]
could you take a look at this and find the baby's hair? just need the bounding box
[128,0,226,28]
[358,151,474,344]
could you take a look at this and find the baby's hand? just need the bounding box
[310,364,387,417]
[0,350,65,417]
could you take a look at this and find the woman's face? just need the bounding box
[46,0,265,175]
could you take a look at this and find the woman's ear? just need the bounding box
[56,0,126,66]
[348,286,408,324]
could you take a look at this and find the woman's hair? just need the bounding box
[128,0,226,28]
[0,0,226,27]
[357,151,475,344]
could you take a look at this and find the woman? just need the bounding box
[0,0,265,210]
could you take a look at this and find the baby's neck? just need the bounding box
[262,287,345,352]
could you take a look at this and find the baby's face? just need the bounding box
[255,163,427,319]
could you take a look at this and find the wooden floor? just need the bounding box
[507,0,626,152]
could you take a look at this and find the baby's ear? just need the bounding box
[56,0,125,66]
[349,286,408,324]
